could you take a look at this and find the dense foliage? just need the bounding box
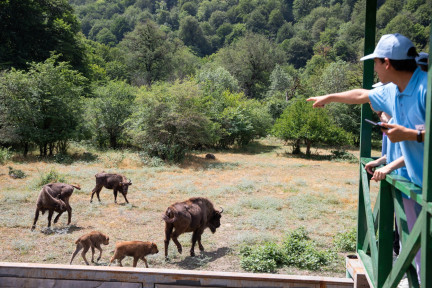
[240,227,337,273]
[0,0,430,160]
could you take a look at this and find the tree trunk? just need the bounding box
[110,135,117,149]
[23,142,28,157]
[306,140,311,156]
[292,139,301,154]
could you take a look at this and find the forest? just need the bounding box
[0,0,430,161]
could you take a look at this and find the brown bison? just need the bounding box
[31,183,80,230]
[70,231,110,265]
[163,197,223,258]
[90,172,132,204]
[109,241,159,267]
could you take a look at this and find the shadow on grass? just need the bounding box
[169,247,232,270]
[41,224,85,235]
[278,149,358,163]
[11,152,99,165]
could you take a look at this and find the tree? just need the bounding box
[272,98,352,155]
[178,16,211,56]
[121,20,176,86]
[0,55,87,156]
[281,36,314,69]
[85,80,136,148]
[129,80,218,162]
[0,0,87,73]
[216,33,286,99]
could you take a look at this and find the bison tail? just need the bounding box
[71,184,81,190]
[162,208,176,223]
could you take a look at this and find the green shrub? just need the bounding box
[334,228,357,252]
[240,243,283,273]
[37,168,66,187]
[283,227,335,270]
[0,147,12,164]
[8,167,27,179]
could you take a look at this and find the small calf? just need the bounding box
[70,231,109,265]
[109,241,158,268]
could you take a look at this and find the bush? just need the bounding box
[8,167,27,179]
[239,227,336,272]
[240,243,282,273]
[333,228,357,252]
[283,227,335,270]
[0,147,12,164]
[37,168,66,187]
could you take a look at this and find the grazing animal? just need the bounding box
[70,231,109,265]
[31,183,80,230]
[205,153,216,160]
[163,197,223,258]
[109,241,159,267]
[90,172,132,204]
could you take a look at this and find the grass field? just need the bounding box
[0,138,380,277]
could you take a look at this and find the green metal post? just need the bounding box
[357,0,376,280]
[376,181,394,287]
[420,23,432,288]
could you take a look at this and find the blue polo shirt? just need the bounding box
[369,68,427,188]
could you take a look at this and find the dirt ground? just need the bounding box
[0,139,380,277]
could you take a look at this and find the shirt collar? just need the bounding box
[400,67,422,97]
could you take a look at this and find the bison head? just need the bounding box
[208,208,223,233]
[151,242,159,254]
[54,198,67,211]
[103,235,110,245]
[119,179,132,195]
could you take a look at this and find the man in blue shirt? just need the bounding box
[307,33,427,281]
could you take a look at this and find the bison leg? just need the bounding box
[141,256,149,268]
[81,245,90,265]
[95,243,103,262]
[47,210,54,228]
[31,208,40,231]
[90,185,103,203]
[164,224,173,258]
[132,257,139,267]
[53,211,63,224]
[172,233,183,255]
[90,245,95,263]
[122,193,129,204]
[70,243,83,264]
[113,189,118,203]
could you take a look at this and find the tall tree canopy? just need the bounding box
[0,0,87,73]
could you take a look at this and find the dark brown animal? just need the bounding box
[70,231,109,265]
[90,172,132,204]
[109,241,159,267]
[163,197,223,258]
[31,183,80,230]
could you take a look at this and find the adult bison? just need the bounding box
[31,183,80,230]
[90,172,132,204]
[163,197,223,258]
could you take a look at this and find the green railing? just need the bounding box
[357,1,432,287]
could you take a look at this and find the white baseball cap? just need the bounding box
[360,33,415,61]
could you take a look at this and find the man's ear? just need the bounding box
[384,57,391,70]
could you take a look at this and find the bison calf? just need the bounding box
[31,183,80,231]
[163,197,223,258]
[70,231,109,265]
[109,241,158,268]
[90,172,132,204]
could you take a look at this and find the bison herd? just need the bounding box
[31,172,223,268]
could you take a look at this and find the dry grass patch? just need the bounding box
[0,139,378,277]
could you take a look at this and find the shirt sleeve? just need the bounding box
[368,85,394,116]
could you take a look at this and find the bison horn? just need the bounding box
[128,179,132,185]
[219,207,224,213]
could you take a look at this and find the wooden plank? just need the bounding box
[346,255,370,288]
[0,277,142,288]
[0,262,353,288]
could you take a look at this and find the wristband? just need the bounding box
[417,130,422,142]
